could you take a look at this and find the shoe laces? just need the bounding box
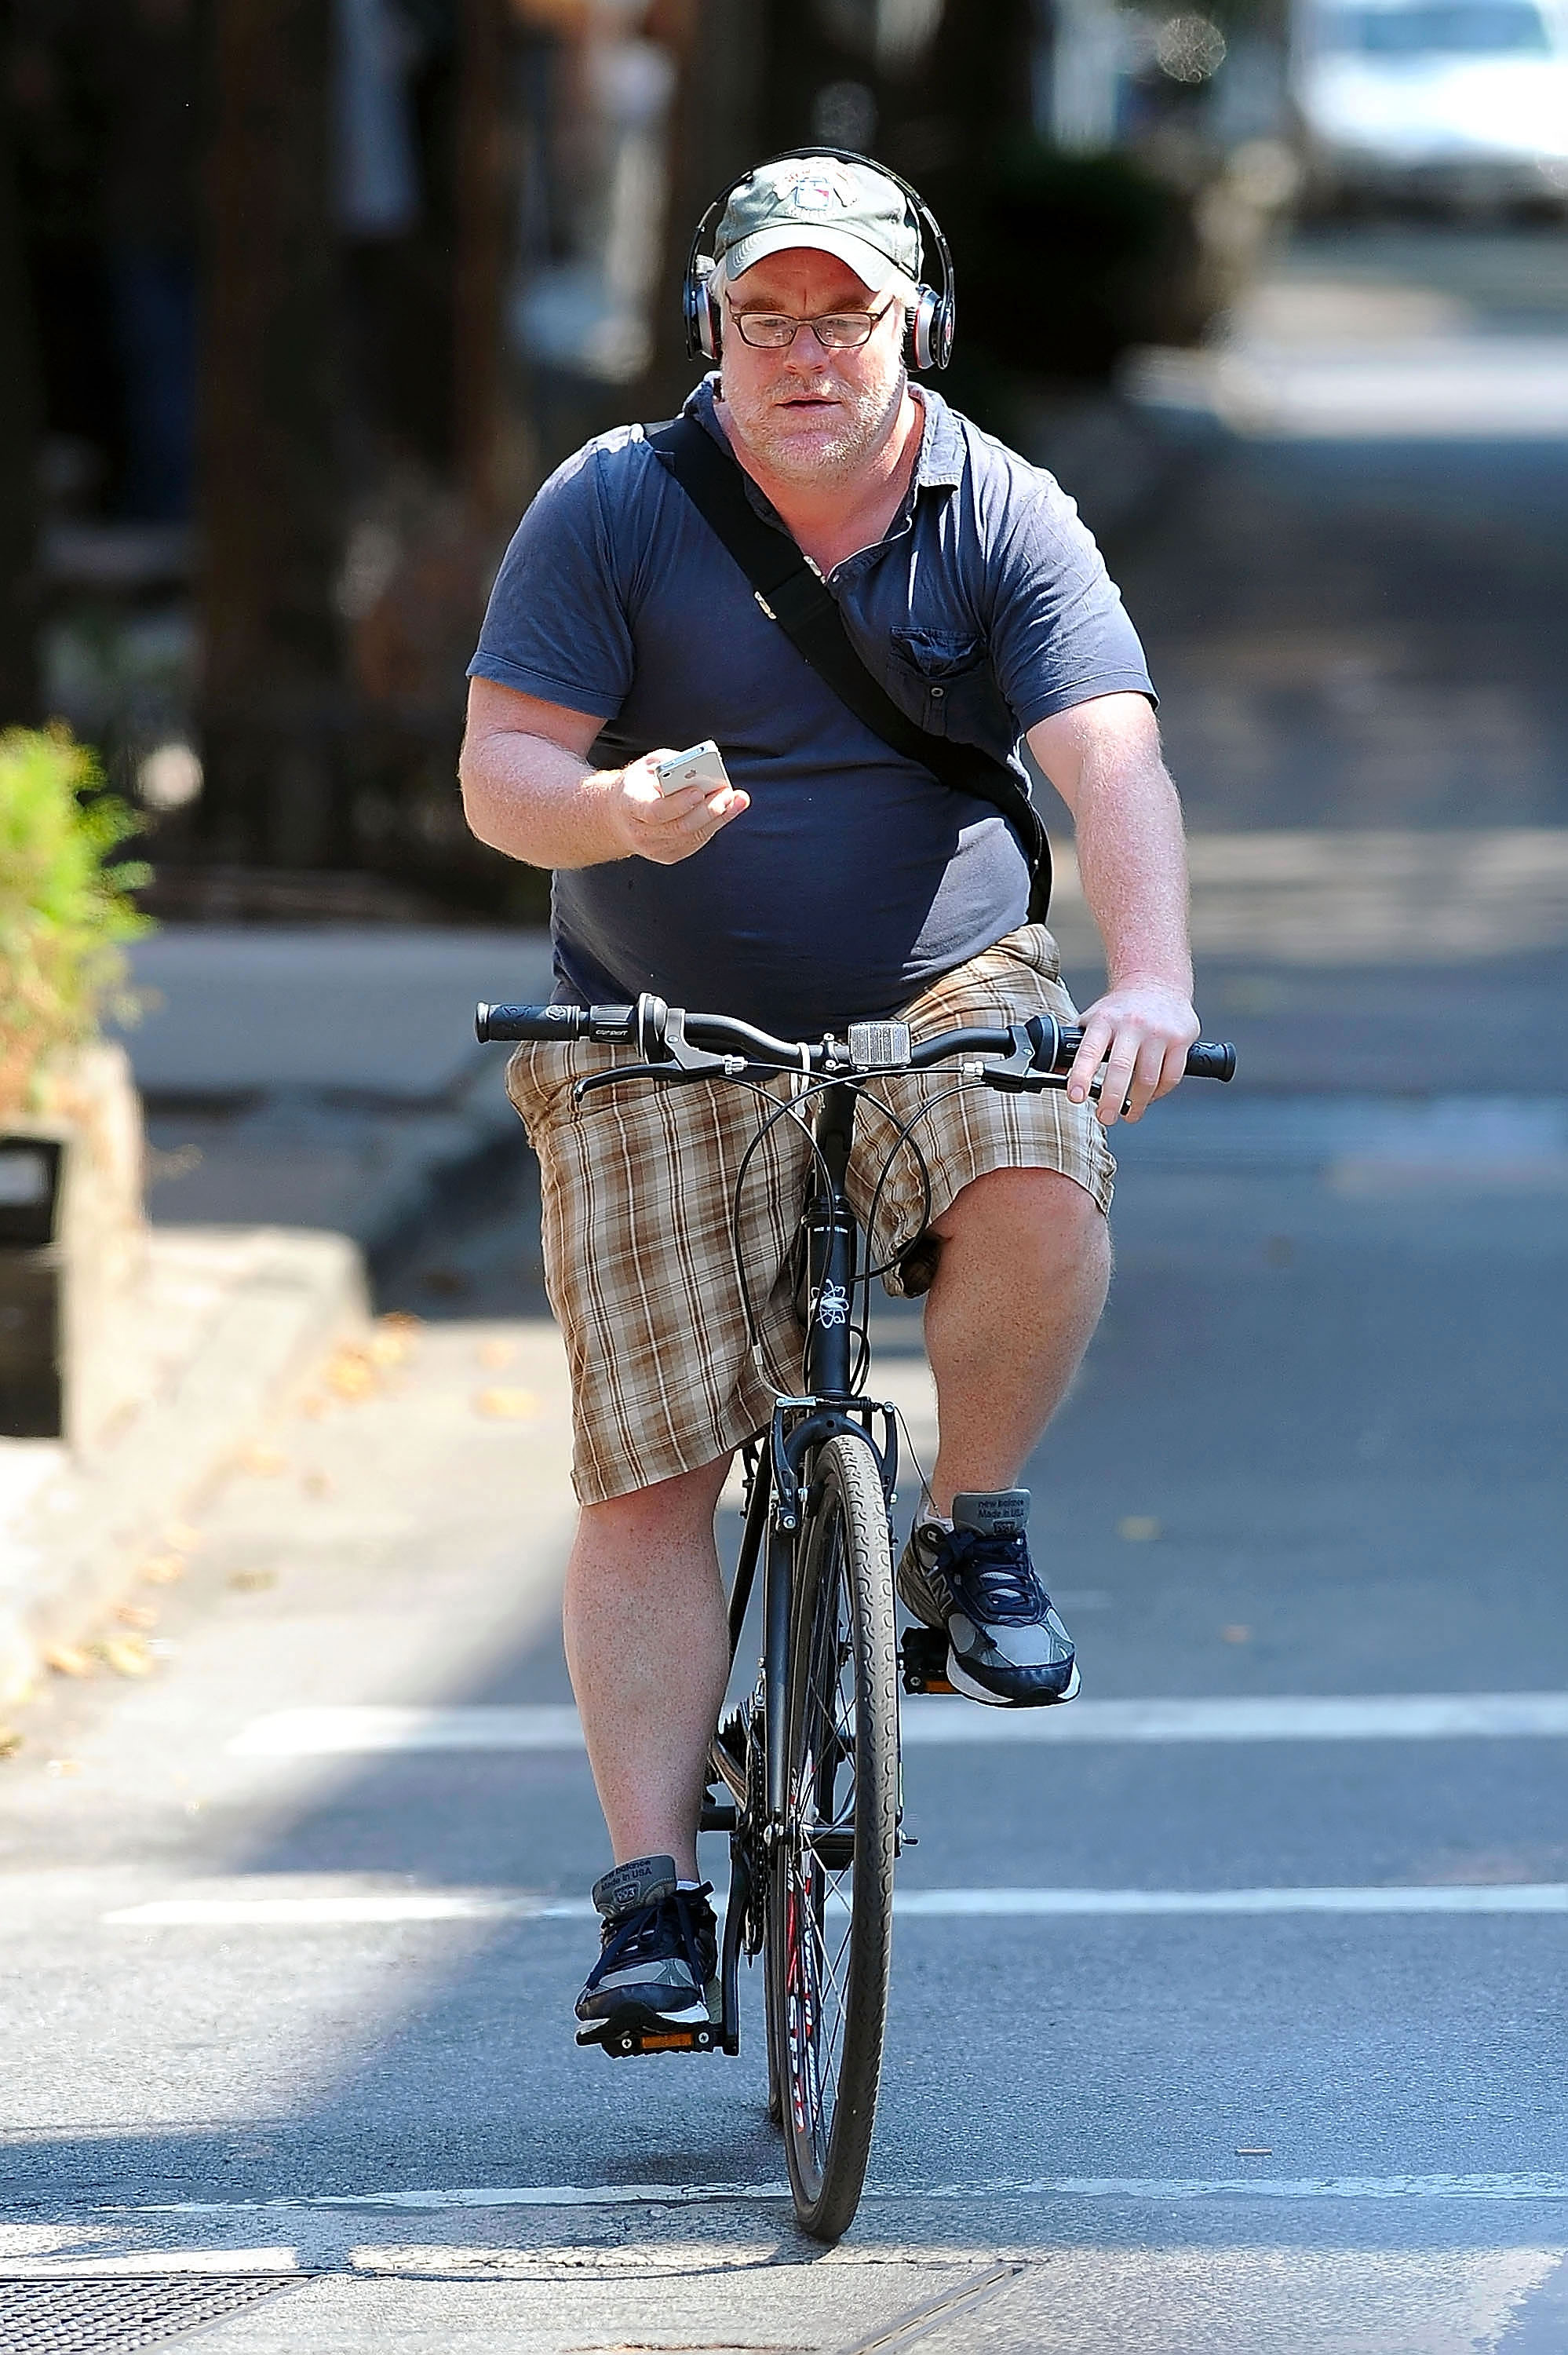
[941,1526,1050,1627]
[582,1880,714,1995]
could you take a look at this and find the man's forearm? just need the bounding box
[1070,743,1193,994]
[460,730,629,871]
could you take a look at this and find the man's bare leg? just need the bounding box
[565,1170,1104,1871]
[922,1167,1110,1510]
[563,1455,732,1879]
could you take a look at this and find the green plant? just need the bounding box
[0,725,151,1120]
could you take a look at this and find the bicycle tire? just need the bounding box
[766,1430,899,2240]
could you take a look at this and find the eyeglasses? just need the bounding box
[725,298,899,350]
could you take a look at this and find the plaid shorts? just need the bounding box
[506,924,1114,1504]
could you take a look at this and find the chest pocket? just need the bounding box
[887,627,995,742]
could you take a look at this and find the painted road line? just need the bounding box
[227,1694,1568,1756]
[57,2173,1568,2220]
[103,1882,1568,1927]
[228,1707,584,1755]
[0,2254,306,2278]
[104,1893,596,1926]
[892,1884,1568,1916]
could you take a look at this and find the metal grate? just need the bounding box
[0,2275,299,2352]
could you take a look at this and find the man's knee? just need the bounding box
[936,1166,1107,1267]
[578,1455,732,1550]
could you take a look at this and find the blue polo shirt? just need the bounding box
[469,377,1154,1037]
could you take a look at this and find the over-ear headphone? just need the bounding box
[683,146,956,374]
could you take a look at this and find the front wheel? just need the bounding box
[766,1432,899,2241]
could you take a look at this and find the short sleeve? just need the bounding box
[979,474,1156,734]
[467,440,638,720]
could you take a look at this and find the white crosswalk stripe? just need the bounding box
[228,1694,1568,1755]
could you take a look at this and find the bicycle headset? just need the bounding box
[682,145,957,375]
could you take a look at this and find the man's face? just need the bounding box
[717,249,908,487]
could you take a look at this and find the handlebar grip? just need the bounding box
[475,1002,588,1043]
[1185,1041,1236,1082]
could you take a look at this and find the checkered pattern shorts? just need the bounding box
[506,924,1115,1504]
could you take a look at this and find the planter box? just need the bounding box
[0,1045,148,1451]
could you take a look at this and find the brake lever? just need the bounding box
[975,1014,1065,1094]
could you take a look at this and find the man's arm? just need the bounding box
[1027,692,1198,1126]
[459,677,749,871]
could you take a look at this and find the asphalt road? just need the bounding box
[3,226,1568,2353]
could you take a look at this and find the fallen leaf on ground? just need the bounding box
[476,1337,516,1370]
[381,1311,422,1332]
[474,1387,539,1420]
[240,1444,288,1477]
[115,1602,158,1630]
[324,1347,376,1400]
[228,1569,277,1593]
[367,1325,414,1367]
[140,1552,187,1585]
[0,1729,21,1760]
[1117,1515,1161,1542]
[43,1645,94,1678]
[164,1521,202,1553]
[96,1637,154,1678]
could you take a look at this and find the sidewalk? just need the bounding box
[2,928,552,1721]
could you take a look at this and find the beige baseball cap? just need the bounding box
[713,155,922,288]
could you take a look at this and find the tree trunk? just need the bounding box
[196,0,344,865]
[636,0,764,428]
[0,91,40,727]
[454,0,509,525]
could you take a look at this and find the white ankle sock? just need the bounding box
[918,1504,953,1533]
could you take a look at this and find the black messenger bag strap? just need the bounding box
[647,414,1051,921]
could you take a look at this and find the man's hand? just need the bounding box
[609,751,750,866]
[1066,978,1200,1127]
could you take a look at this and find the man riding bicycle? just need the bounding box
[460,150,1200,2043]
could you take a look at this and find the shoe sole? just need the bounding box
[576,1977,719,2036]
[946,1651,1081,1709]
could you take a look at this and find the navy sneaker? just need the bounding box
[574,1855,719,2036]
[896,1488,1079,1707]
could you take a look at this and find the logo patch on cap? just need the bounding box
[776,160,855,214]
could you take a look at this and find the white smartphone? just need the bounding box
[652,739,732,798]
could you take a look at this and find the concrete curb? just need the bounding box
[0,1226,366,1715]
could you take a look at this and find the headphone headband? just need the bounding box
[682,145,956,373]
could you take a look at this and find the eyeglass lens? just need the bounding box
[731,310,881,349]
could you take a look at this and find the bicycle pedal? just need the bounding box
[580,2020,725,2058]
[900,1625,955,1694]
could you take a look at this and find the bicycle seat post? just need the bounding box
[803,1082,859,1402]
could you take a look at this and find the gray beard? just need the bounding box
[724,369,906,487]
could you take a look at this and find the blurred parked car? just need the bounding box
[1292,0,1568,210]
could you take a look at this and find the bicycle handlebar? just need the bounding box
[476,997,1236,1084]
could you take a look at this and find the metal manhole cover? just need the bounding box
[0,2276,299,2352]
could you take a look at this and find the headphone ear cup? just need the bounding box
[908,287,954,372]
[685,259,720,361]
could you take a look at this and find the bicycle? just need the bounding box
[476,989,1235,2240]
